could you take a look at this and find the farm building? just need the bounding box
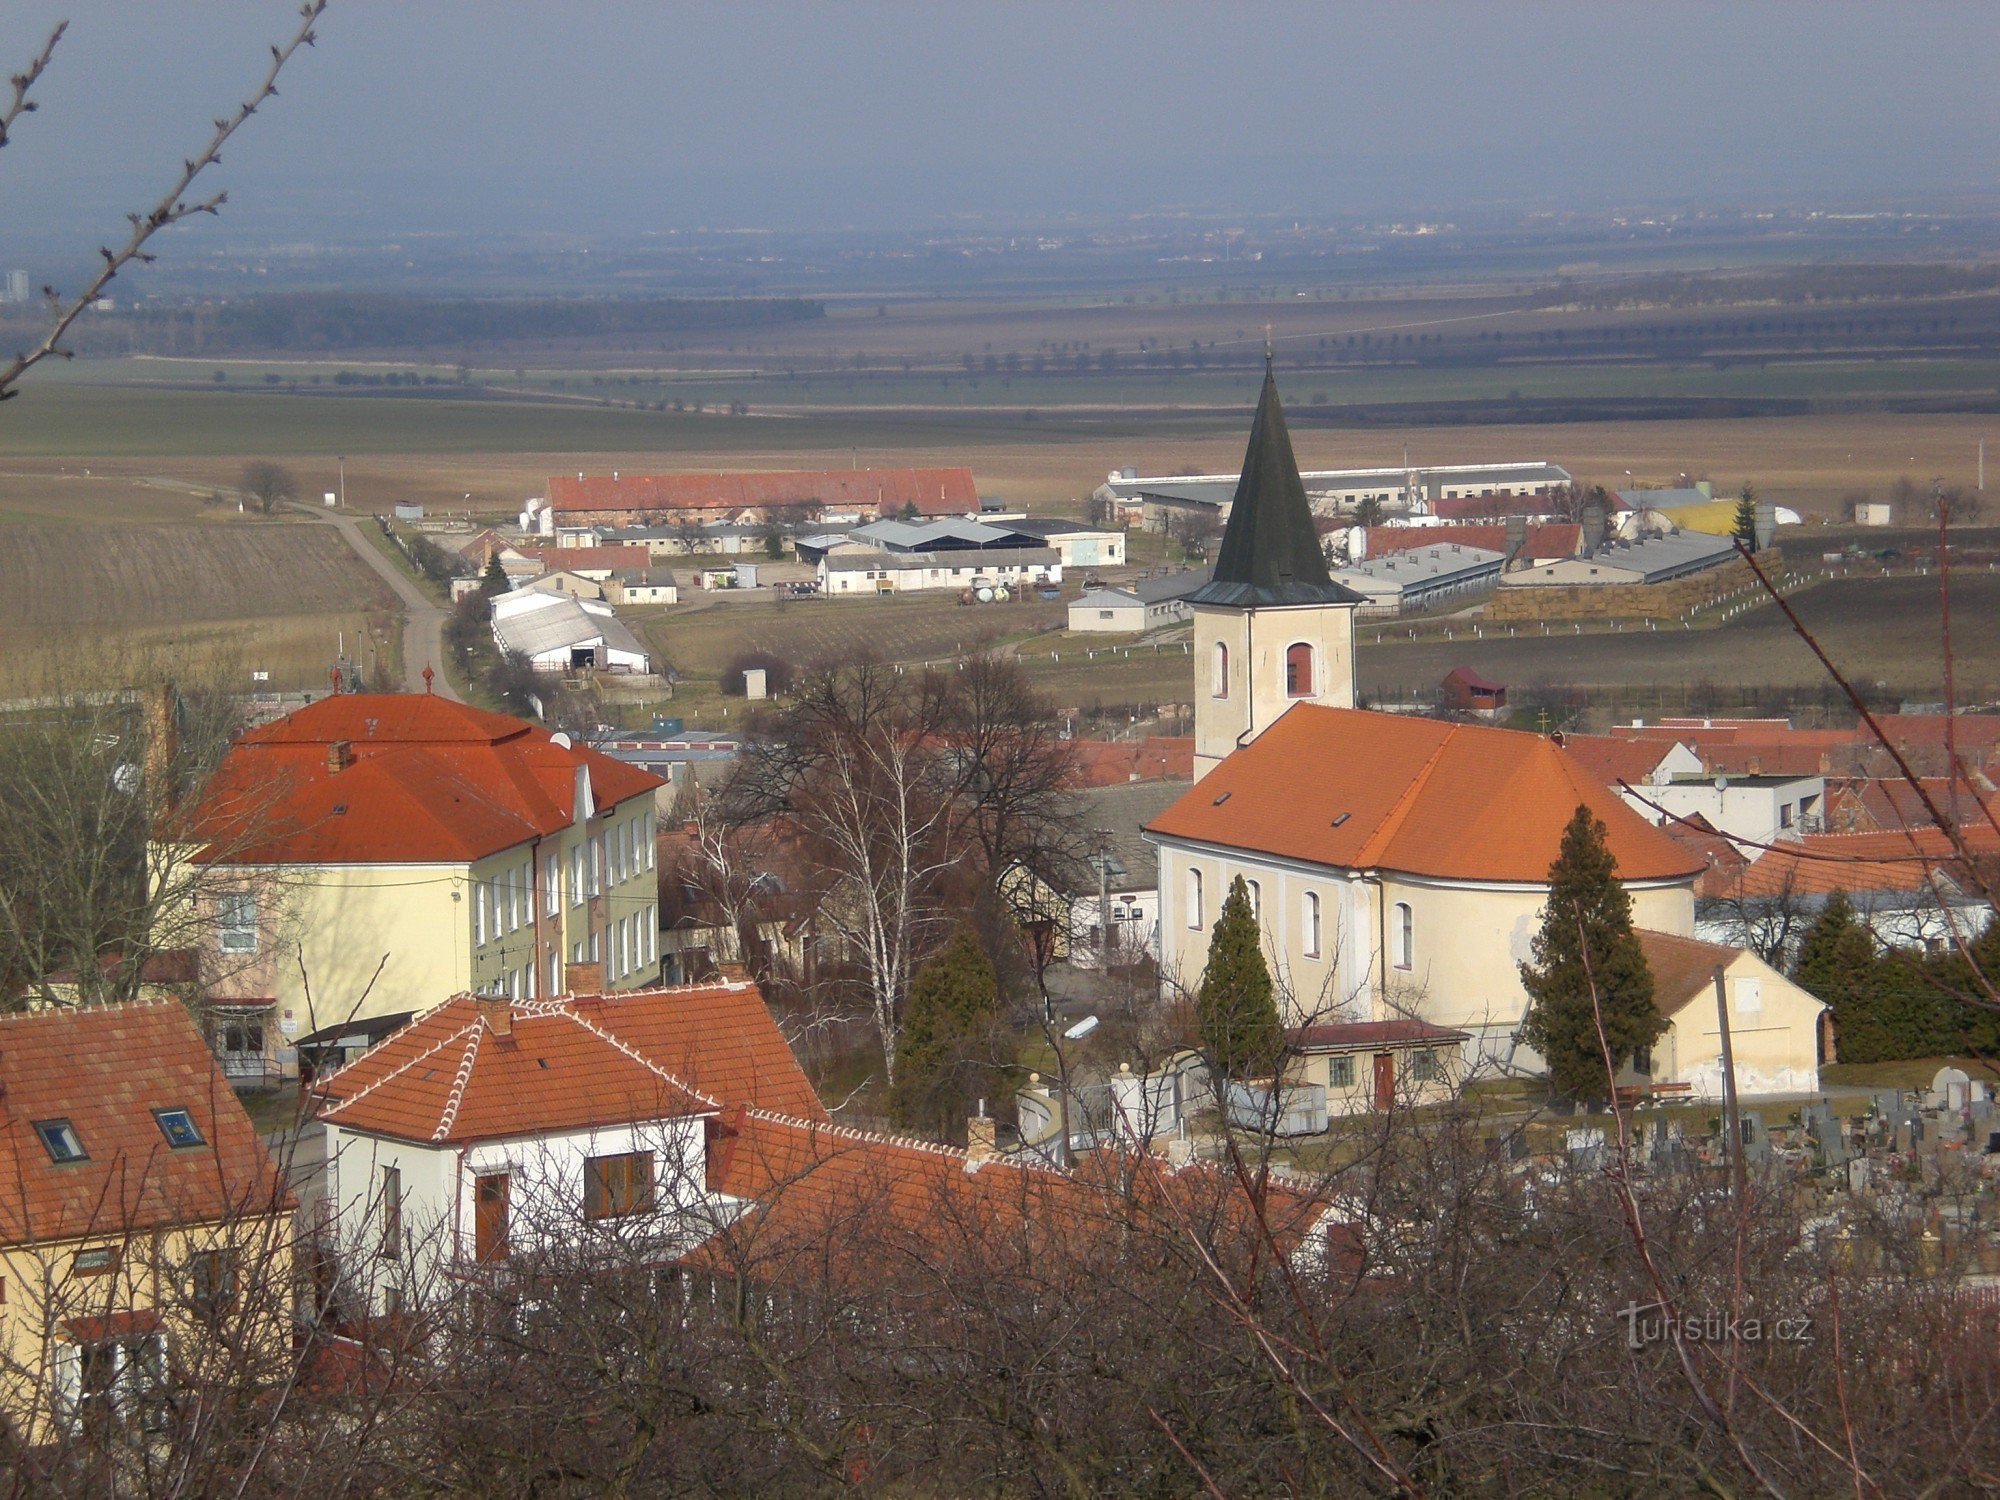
[819,547,1061,597]
[1102,460,1570,528]
[607,567,680,605]
[1068,567,1213,633]
[1354,521,1580,567]
[519,545,652,580]
[1004,518,1127,569]
[578,522,773,558]
[1497,530,1738,588]
[490,590,651,672]
[1328,542,1504,616]
[536,467,978,531]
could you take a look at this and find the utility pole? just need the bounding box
[1713,965,1746,1203]
[1093,827,1114,970]
[337,454,346,508]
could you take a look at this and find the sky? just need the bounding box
[0,1,1995,248]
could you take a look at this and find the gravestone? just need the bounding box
[1847,1157,1871,1195]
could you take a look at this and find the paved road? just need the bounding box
[293,506,459,700]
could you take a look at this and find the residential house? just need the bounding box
[1632,930,1828,1097]
[0,1004,291,1444]
[168,694,665,1079]
[297,983,827,1315]
[607,568,680,606]
[519,545,652,582]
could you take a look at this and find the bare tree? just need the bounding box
[240,460,299,516]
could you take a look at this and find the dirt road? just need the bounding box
[293,506,459,699]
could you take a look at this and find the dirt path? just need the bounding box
[289,505,458,699]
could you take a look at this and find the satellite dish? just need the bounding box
[1714,775,1729,792]
[110,763,141,795]
[1063,1015,1100,1041]
[550,732,573,750]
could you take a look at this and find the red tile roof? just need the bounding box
[1365,524,1578,560]
[1655,812,1747,898]
[1636,929,1750,1017]
[521,545,652,574]
[0,1003,290,1245]
[1067,736,1195,786]
[1826,775,2000,833]
[1148,707,1705,884]
[180,693,661,866]
[313,983,825,1143]
[1560,733,1684,788]
[1736,827,2000,900]
[549,468,978,519]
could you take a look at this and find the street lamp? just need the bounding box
[1052,1014,1098,1168]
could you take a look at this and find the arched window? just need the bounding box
[1245,879,1261,919]
[1302,890,1321,958]
[1186,868,1204,930]
[1285,641,1314,697]
[1393,902,1414,970]
[1212,641,1230,698]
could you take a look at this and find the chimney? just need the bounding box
[565,960,603,996]
[1581,503,1606,558]
[142,683,179,810]
[1502,514,1528,571]
[966,1107,997,1168]
[716,960,748,982]
[326,739,354,774]
[477,996,513,1036]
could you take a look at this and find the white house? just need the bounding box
[298,983,831,1313]
[1067,568,1212,634]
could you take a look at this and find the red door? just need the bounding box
[474,1174,510,1262]
[1373,1053,1396,1110]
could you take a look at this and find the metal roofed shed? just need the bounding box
[491,592,651,672]
[1498,530,1738,588]
[1329,543,1504,616]
[1068,567,1213,633]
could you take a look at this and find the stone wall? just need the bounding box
[1483,549,1774,622]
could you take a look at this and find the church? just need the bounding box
[1143,365,1824,1105]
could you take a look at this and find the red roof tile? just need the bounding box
[521,545,652,574]
[180,693,661,866]
[1560,733,1685,788]
[1148,707,1704,884]
[549,468,977,519]
[1736,826,2000,900]
[313,983,825,1143]
[1066,737,1195,787]
[1636,929,1749,1017]
[1365,523,1578,560]
[0,1003,289,1246]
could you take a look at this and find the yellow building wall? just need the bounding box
[1192,602,1356,780]
[0,1216,291,1446]
[1657,950,1824,1096]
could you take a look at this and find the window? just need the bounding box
[542,852,560,916]
[1328,1055,1355,1088]
[591,835,604,896]
[473,883,487,946]
[35,1118,86,1164]
[1409,1049,1441,1084]
[153,1109,204,1150]
[642,908,655,965]
[523,862,537,925]
[549,951,563,996]
[65,1331,167,1432]
[73,1246,119,1276]
[1245,879,1261,919]
[1186,868,1204,930]
[1778,802,1795,830]
[379,1167,402,1258]
[1098,610,1115,621]
[642,820,654,871]
[475,1173,511,1262]
[504,869,518,933]
[1302,891,1322,958]
[1393,902,1414,971]
[568,844,584,907]
[1211,641,1230,698]
[218,889,257,953]
[1737,977,1763,1015]
[585,1151,655,1220]
[1285,641,1315,697]
[188,1248,237,1317]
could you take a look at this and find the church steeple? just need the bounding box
[1190,360,1361,608]
[1189,363,1361,780]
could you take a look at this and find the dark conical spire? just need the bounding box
[1189,362,1362,608]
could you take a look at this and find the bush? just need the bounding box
[721,652,793,698]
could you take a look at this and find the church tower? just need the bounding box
[1190,361,1363,781]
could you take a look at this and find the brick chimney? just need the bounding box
[716,959,748,982]
[565,960,603,996]
[326,739,354,774]
[966,1108,997,1168]
[477,996,512,1036]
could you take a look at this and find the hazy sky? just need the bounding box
[1,1,1995,243]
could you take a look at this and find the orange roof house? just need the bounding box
[167,693,668,1077]
[0,1004,293,1442]
[549,468,978,523]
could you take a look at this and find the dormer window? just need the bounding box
[35,1119,86,1163]
[153,1108,204,1150]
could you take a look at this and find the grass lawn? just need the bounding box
[1820,1056,2000,1089]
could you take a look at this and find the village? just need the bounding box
[1,359,1996,1484]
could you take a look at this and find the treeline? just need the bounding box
[1551,262,2000,313]
[1799,891,2000,1063]
[0,293,824,357]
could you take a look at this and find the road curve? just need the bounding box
[295,506,460,700]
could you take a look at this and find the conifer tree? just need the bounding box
[1733,484,1760,549]
[480,550,509,597]
[889,928,1006,1137]
[1519,805,1662,1101]
[1196,876,1284,1081]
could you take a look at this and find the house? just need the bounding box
[543,468,978,530]
[1559,733,1703,794]
[1066,568,1211,633]
[1439,666,1506,717]
[607,568,680,606]
[1287,1018,1471,1114]
[1146,364,1703,1082]
[1032,780,1187,970]
[1328,542,1504,616]
[297,983,827,1315]
[490,590,652,673]
[1709,827,1999,955]
[1640,771,1826,853]
[0,1003,291,1444]
[166,693,666,1078]
[1631,930,1827,1097]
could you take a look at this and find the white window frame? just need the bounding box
[217,889,257,954]
[1393,901,1414,971]
[1186,868,1204,930]
[1302,890,1321,958]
